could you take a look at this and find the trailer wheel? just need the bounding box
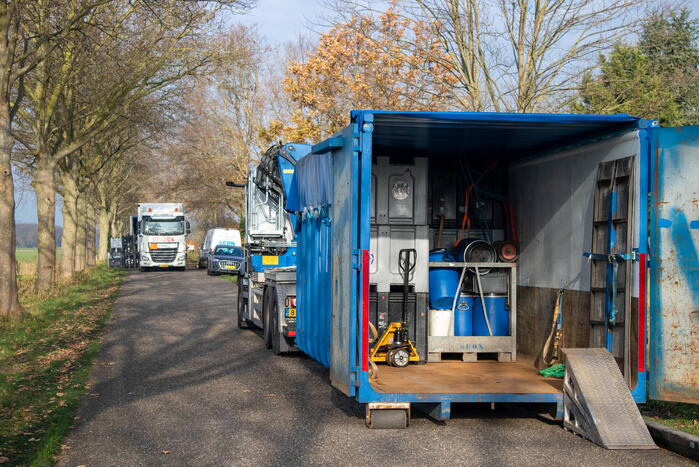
[262,288,273,349]
[366,409,408,429]
[271,296,282,355]
[237,281,250,329]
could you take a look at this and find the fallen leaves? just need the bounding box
[160,450,172,455]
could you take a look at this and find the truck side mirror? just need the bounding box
[186,221,191,234]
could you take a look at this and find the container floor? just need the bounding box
[370,361,563,394]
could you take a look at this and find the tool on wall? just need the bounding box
[535,286,565,370]
[436,214,445,249]
[369,249,420,367]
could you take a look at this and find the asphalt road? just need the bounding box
[59,269,691,467]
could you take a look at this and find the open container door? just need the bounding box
[330,125,361,396]
[649,126,699,404]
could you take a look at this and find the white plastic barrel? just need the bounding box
[429,309,454,336]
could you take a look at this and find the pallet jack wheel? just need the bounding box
[385,349,397,367]
[366,409,408,429]
[388,348,410,368]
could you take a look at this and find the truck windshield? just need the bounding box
[142,220,185,236]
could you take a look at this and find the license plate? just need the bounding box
[159,265,169,268]
[225,265,238,270]
[287,308,296,317]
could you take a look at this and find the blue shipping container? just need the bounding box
[286,112,699,414]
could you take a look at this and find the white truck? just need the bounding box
[137,203,190,271]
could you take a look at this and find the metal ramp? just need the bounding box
[563,348,656,449]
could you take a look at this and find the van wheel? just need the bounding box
[263,288,273,349]
[237,281,250,329]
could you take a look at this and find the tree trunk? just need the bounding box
[97,207,110,263]
[60,173,78,279]
[75,195,87,272]
[86,206,96,266]
[34,154,57,291]
[0,104,21,317]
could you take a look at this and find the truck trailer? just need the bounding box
[137,203,189,271]
[236,143,311,353]
[276,111,698,445]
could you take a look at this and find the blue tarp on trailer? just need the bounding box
[286,152,333,212]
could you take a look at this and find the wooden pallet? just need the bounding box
[428,351,512,362]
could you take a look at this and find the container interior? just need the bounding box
[364,112,642,394]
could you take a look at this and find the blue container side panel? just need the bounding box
[648,126,699,404]
[328,124,360,397]
[296,215,332,368]
[290,149,335,369]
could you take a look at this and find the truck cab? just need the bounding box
[137,203,189,271]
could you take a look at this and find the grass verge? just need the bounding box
[0,265,124,466]
[218,274,238,284]
[642,400,699,437]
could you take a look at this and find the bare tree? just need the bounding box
[160,26,266,230]
[332,0,643,112]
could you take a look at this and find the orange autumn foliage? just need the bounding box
[266,7,458,143]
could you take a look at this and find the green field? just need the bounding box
[16,248,38,262]
[16,248,62,262]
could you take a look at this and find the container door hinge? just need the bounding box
[351,249,362,270]
[583,251,638,263]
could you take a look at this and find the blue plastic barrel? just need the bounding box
[428,249,459,310]
[473,294,510,336]
[454,294,475,336]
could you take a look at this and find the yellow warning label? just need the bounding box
[262,256,279,265]
[283,169,294,174]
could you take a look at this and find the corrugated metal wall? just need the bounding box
[295,212,333,367]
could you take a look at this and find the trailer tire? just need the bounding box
[263,288,273,349]
[237,281,250,329]
[366,409,408,429]
[271,297,282,355]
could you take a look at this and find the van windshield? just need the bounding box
[143,220,185,236]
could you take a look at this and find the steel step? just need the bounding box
[563,348,656,449]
